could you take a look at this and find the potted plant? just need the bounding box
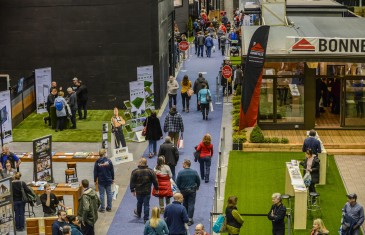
[232,134,246,150]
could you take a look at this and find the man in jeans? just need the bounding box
[163,106,184,146]
[94,148,114,212]
[130,157,159,223]
[176,159,201,226]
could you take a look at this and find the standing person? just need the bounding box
[197,31,205,57]
[78,179,100,235]
[12,172,34,232]
[1,160,16,178]
[111,107,126,148]
[176,159,201,226]
[198,84,212,120]
[67,215,83,235]
[44,87,58,126]
[181,75,192,113]
[225,196,244,235]
[164,193,189,235]
[153,156,173,214]
[1,144,21,171]
[340,193,364,235]
[41,183,69,217]
[302,130,322,157]
[54,91,71,132]
[311,218,329,235]
[193,73,209,111]
[130,158,159,223]
[144,207,169,235]
[163,106,184,146]
[75,80,88,120]
[167,76,179,109]
[267,193,286,235]
[300,149,320,194]
[196,134,214,183]
[143,111,163,158]
[220,34,227,56]
[52,210,68,235]
[94,148,114,213]
[233,64,243,92]
[158,136,179,180]
[66,87,78,129]
[72,77,79,91]
[204,34,214,58]
[195,224,209,235]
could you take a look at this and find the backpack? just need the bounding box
[213,215,227,233]
[55,100,63,111]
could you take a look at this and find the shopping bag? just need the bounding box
[112,183,119,200]
[187,88,194,97]
[213,215,227,233]
[178,134,184,149]
[303,172,312,187]
[170,179,180,194]
[210,102,214,112]
[213,46,216,53]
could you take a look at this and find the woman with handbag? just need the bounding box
[144,207,169,235]
[143,112,163,158]
[153,156,173,213]
[300,149,320,194]
[111,107,126,148]
[181,75,192,113]
[196,133,213,183]
[12,172,34,231]
[198,84,212,120]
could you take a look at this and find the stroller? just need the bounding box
[230,46,239,56]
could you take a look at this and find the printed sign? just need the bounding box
[0,90,13,144]
[137,65,155,109]
[0,177,16,234]
[35,67,52,114]
[33,135,53,182]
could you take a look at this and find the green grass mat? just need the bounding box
[14,110,114,142]
[223,152,349,235]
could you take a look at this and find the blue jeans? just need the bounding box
[14,201,25,229]
[206,46,212,57]
[181,191,196,219]
[98,184,112,210]
[136,194,151,220]
[198,157,211,182]
[148,140,157,154]
[198,45,204,57]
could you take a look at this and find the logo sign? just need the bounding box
[247,42,266,67]
[179,41,189,51]
[222,65,232,79]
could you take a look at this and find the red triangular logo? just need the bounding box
[292,38,315,51]
[251,43,264,52]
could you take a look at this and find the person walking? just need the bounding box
[163,106,184,146]
[176,159,201,226]
[267,193,286,235]
[44,87,58,126]
[198,84,212,120]
[302,129,322,157]
[167,76,179,109]
[340,193,364,235]
[143,111,163,158]
[66,215,83,235]
[225,196,244,235]
[66,87,77,129]
[130,158,159,223]
[158,136,179,180]
[111,107,126,148]
[164,193,189,235]
[193,73,209,111]
[77,179,100,235]
[144,207,169,235]
[204,34,214,58]
[75,80,88,119]
[300,149,320,194]
[94,148,114,213]
[311,218,329,235]
[197,31,205,57]
[54,91,71,132]
[181,75,192,113]
[196,133,214,183]
[152,156,173,214]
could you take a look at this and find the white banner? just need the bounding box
[129,81,146,114]
[35,67,52,114]
[137,65,155,110]
[0,90,13,144]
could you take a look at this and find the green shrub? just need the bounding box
[233,134,247,143]
[232,99,241,106]
[250,125,265,143]
[264,137,271,143]
[232,95,241,101]
[232,126,240,132]
[236,84,242,96]
[231,109,240,115]
[271,137,280,143]
[281,138,289,144]
[259,114,267,120]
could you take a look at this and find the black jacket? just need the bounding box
[267,203,286,228]
[130,166,158,195]
[76,84,88,102]
[300,156,320,184]
[143,116,163,141]
[193,77,209,94]
[158,142,179,167]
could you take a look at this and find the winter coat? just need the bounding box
[193,77,209,94]
[69,223,83,235]
[54,96,70,117]
[94,157,114,186]
[144,116,163,141]
[167,80,179,95]
[300,157,320,184]
[68,92,78,111]
[158,142,179,167]
[144,219,169,235]
[163,110,184,133]
[130,166,159,195]
[198,88,211,104]
[76,84,88,102]
[196,142,214,158]
[152,173,173,198]
[77,188,100,226]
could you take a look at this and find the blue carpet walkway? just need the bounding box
[108,44,225,234]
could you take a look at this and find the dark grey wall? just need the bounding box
[0,0,173,109]
[175,0,189,34]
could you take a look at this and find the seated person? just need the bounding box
[1,160,17,179]
[41,184,69,217]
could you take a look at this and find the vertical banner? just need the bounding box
[35,67,52,114]
[239,26,270,129]
[137,65,155,110]
[33,135,53,182]
[0,90,13,144]
[129,81,146,131]
[0,177,15,234]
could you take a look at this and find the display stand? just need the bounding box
[110,132,133,165]
[133,131,146,142]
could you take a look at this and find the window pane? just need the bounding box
[345,79,365,126]
[259,79,274,122]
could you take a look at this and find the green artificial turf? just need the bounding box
[223,152,350,235]
[13,110,114,142]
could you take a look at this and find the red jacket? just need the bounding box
[197,142,213,158]
[152,173,173,197]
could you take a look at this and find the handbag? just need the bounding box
[206,91,212,102]
[187,88,194,97]
[142,118,148,136]
[193,145,200,162]
[178,133,184,149]
[303,172,312,187]
[20,182,33,203]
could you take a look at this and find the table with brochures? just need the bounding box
[16,152,100,163]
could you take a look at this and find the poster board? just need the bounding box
[0,90,13,144]
[110,133,133,165]
[129,81,146,132]
[35,67,52,114]
[137,65,155,110]
[33,135,53,182]
[102,123,108,149]
[0,177,15,234]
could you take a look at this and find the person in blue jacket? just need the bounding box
[198,84,212,120]
[66,215,83,235]
[164,193,189,234]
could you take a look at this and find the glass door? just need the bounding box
[343,78,365,126]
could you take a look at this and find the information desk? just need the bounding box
[285,162,307,230]
[31,183,82,212]
[18,152,100,163]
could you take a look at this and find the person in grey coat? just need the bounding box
[54,91,71,132]
[341,193,364,235]
[67,87,78,129]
